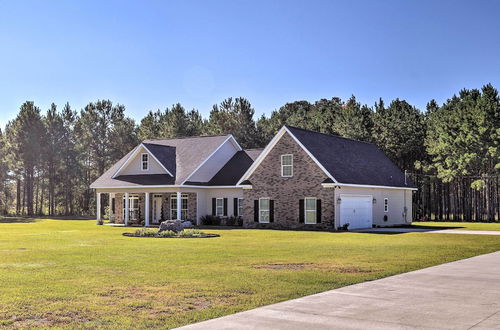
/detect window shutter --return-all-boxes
[270,200,275,222]
[233,198,238,216]
[254,200,259,222]
[223,198,228,216]
[316,199,322,223]
[299,199,304,223]
[212,198,216,216]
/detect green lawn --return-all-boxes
[411,221,500,231]
[1,219,500,329]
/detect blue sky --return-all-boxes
[1,0,499,129]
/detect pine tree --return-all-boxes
[333,95,373,142]
[372,98,426,170]
[5,102,46,215]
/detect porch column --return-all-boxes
[124,192,129,226]
[96,192,101,221]
[145,192,150,226]
[109,193,113,219]
[176,191,182,220]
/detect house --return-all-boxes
[91,126,417,230]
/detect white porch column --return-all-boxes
[145,192,150,227]
[176,191,182,220]
[96,192,101,221]
[124,192,129,226]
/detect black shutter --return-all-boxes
[223,198,228,216]
[233,198,238,216]
[270,200,274,222]
[212,198,216,216]
[299,199,304,223]
[254,200,259,222]
[316,199,322,223]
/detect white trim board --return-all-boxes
[91,184,243,190]
[112,144,173,178]
[237,126,337,185]
[323,183,418,191]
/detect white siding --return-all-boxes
[120,146,167,176]
[187,139,239,183]
[204,188,244,218]
[335,186,412,228]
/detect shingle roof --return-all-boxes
[286,126,416,188]
[91,135,230,188]
[187,149,262,186]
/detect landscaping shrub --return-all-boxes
[133,228,211,238]
[134,228,157,237]
[224,216,243,226]
[200,215,221,225]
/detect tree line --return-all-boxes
[0,85,498,221]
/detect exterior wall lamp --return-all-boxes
[372,198,377,204]
[337,197,342,204]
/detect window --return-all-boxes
[281,154,293,177]
[384,198,388,212]
[170,193,188,219]
[238,198,243,217]
[304,197,317,224]
[141,153,149,171]
[259,198,270,223]
[123,194,139,220]
[216,198,224,216]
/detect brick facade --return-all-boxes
[243,132,335,230]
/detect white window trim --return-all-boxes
[238,198,243,217]
[216,198,224,217]
[304,197,317,224]
[259,198,270,223]
[170,193,188,219]
[141,153,149,171]
[281,154,293,177]
[384,198,389,212]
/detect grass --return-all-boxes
[411,221,500,231]
[0,219,499,329]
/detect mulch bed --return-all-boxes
[122,233,220,238]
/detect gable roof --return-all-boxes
[91,135,232,188]
[286,126,416,188]
[239,126,416,189]
[185,149,262,186]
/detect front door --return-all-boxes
[152,196,162,224]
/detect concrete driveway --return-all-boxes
[354,227,500,235]
[179,251,500,329]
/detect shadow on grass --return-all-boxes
[402,224,465,230]
[0,217,40,223]
[0,215,94,223]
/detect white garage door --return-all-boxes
[340,195,373,229]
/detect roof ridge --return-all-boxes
[285,125,375,146]
[143,134,229,143]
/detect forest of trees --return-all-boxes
[0,85,498,221]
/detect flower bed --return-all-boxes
[124,228,219,238]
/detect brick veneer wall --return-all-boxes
[115,193,124,224]
[186,193,197,222]
[243,132,335,230]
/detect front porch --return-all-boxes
[96,191,197,226]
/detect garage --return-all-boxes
[339,195,373,229]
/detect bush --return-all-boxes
[178,229,204,237]
[200,215,221,226]
[134,228,157,237]
[133,228,209,238]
